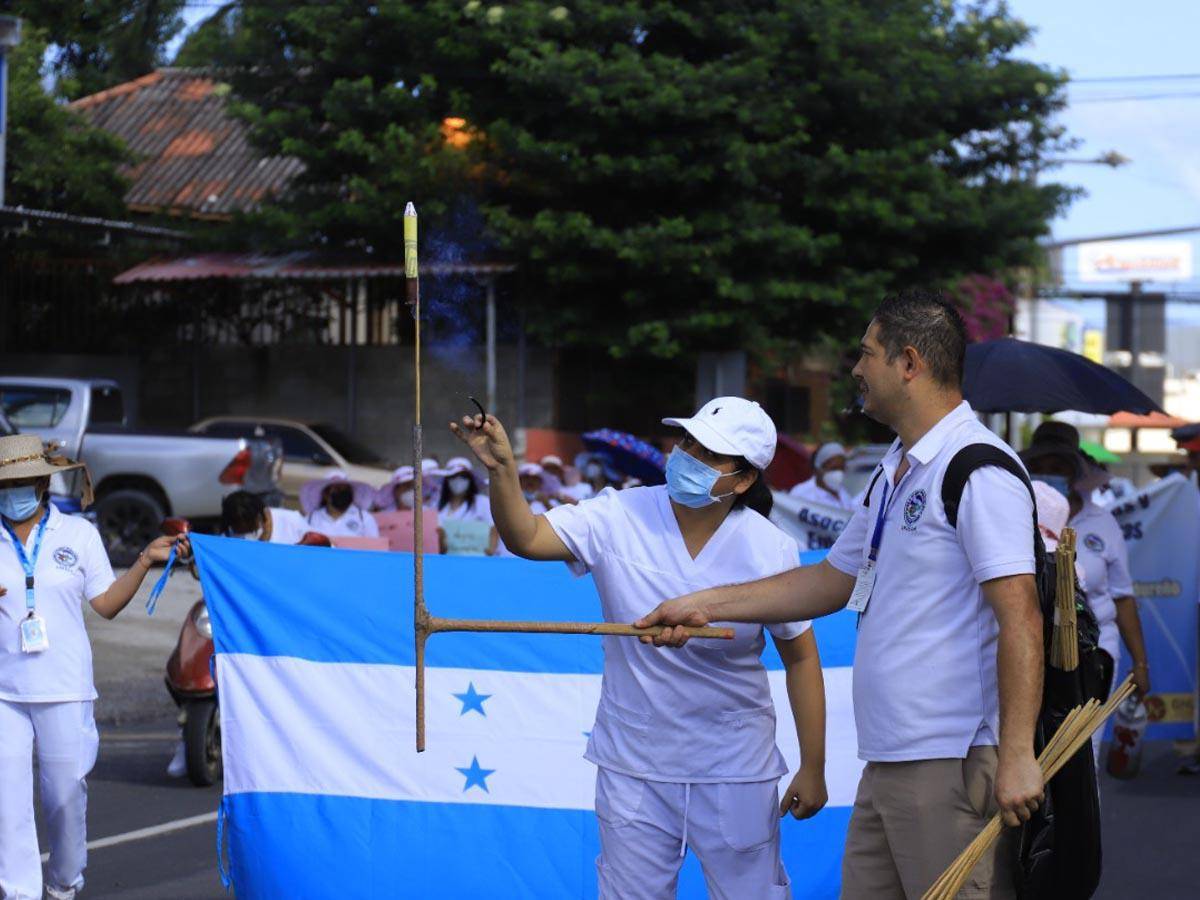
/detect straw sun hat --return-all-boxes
[0,434,92,505]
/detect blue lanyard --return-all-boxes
[867,481,890,564]
[145,544,177,617]
[2,509,51,614]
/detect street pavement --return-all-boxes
[26,571,1199,897]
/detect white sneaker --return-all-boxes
[46,885,77,900]
[167,739,187,778]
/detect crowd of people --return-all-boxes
[219,450,644,558]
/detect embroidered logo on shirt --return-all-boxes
[53,546,79,570]
[902,490,927,531]
[1083,533,1105,553]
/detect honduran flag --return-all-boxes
[190,535,863,898]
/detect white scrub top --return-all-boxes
[307,506,380,539]
[267,507,311,544]
[1071,497,1133,661]
[560,482,595,502]
[439,495,493,524]
[0,504,115,702]
[545,485,809,783]
[827,401,1036,763]
[786,477,857,550]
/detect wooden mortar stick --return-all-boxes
[427,617,735,639]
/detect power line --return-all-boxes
[1073,92,1200,104]
[1071,73,1200,83]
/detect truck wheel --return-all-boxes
[95,489,165,567]
[184,699,222,787]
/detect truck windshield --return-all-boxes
[0,387,72,429]
[309,424,387,466]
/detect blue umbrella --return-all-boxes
[581,429,667,485]
[963,338,1162,415]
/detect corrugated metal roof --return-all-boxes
[70,69,304,221]
[114,253,516,284]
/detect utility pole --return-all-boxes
[0,16,22,208]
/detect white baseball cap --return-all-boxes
[539,454,564,469]
[662,397,778,470]
[813,442,847,471]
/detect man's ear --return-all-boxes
[901,345,923,381]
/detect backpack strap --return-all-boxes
[861,467,885,508]
[941,443,1036,529]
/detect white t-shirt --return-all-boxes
[307,506,380,539]
[267,507,311,544]
[0,505,116,702]
[1071,497,1133,661]
[789,476,855,510]
[560,482,595,503]
[439,495,493,524]
[827,401,1036,763]
[545,485,809,782]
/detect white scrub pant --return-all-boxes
[594,768,791,900]
[0,700,98,900]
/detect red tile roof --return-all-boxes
[70,69,304,221]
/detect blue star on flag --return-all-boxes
[456,756,495,793]
[453,682,492,717]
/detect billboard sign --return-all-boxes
[1078,240,1193,283]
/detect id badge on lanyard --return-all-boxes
[846,481,889,616]
[4,510,51,654]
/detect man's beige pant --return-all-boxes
[841,745,1018,899]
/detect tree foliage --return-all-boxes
[4,0,187,100]
[179,0,1075,359]
[4,25,130,217]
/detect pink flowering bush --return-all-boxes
[951,275,1014,342]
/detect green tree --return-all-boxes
[181,0,1075,359]
[4,25,130,216]
[4,0,187,100]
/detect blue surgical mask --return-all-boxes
[0,485,42,522]
[1033,474,1071,498]
[665,446,741,509]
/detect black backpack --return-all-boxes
[941,443,1113,900]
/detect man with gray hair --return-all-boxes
[639,288,1045,898]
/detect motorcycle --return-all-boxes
[162,518,333,787]
[161,517,222,787]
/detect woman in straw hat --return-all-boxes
[0,434,181,900]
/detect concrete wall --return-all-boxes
[141,344,555,464]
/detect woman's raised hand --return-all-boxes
[449,414,514,472]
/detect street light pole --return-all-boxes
[0,16,22,209]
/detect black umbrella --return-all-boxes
[963,338,1163,415]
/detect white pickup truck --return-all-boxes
[0,377,281,565]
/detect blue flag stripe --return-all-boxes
[224,792,850,899]
[192,535,855,671]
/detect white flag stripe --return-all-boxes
[218,655,861,810]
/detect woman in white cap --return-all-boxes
[300,472,379,539]
[0,435,180,900]
[451,397,827,899]
[434,457,496,555]
[786,442,856,551]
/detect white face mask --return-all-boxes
[396,489,416,509]
[585,463,603,479]
[448,476,470,496]
[233,527,263,541]
[821,469,845,492]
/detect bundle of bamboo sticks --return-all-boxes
[1050,527,1079,671]
[920,675,1136,900]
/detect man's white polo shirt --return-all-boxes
[827,401,1035,762]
